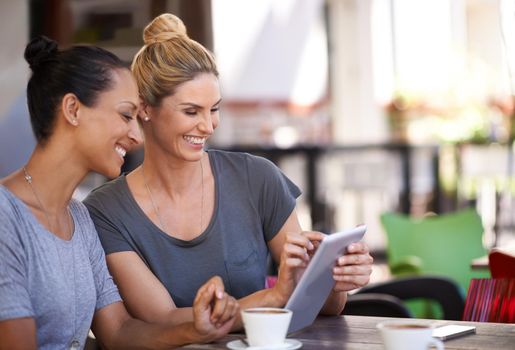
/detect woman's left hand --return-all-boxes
[332,241,373,292]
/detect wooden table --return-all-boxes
[180,315,515,349]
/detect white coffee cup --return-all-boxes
[377,320,444,350]
[241,307,292,347]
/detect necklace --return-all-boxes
[22,166,79,349]
[23,166,52,230]
[23,166,71,236]
[142,158,204,235]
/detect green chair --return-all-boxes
[381,208,490,318]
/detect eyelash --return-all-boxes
[185,108,219,116]
[120,113,134,121]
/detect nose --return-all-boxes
[128,119,143,145]
[198,112,215,135]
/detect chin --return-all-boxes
[107,169,122,179]
[187,148,205,159]
[109,164,124,178]
[96,164,123,180]
[185,155,203,163]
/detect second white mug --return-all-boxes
[377,320,444,350]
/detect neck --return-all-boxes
[141,149,205,196]
[139,151,206,236]
[16,143,88,212]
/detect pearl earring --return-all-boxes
[144,117,150,122]
[72,119,78,125]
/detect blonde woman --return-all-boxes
[84,13,373,329]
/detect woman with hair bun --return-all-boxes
[84,13,373,329]
[0,35,238,350]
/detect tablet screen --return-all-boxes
[285,225,367,333]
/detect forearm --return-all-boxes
[320,290,347,316]
[230,287,288,331]
[153,307,194,327]
[135,289,277,333]
[100,317,207,350]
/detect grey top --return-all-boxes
[84,150,301,307]
[0,186,121,350]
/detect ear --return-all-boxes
[139,97,151,122]
[61,93,80,126]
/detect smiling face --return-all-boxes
[76,68,142,178]
[146,73,221,163]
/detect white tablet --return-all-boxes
[285,225,367,333]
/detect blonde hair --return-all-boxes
[132,13,218,106]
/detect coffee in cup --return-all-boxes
[377,320,444,350]
[241,307,292,347]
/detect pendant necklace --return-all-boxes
[142,158,204,235]
[22,166,79,350]
[23,166,53,232]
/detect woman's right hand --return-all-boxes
[192,276,239,342]
[272,231,325,304]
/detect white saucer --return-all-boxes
[226,339,302,350]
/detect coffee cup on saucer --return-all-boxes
[241,307,292,348]
[377,320,444,350]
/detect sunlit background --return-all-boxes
[1,0,514,260]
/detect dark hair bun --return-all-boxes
[24,35,58,70]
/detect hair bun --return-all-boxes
[24,36,58,70]
[143,13,188,45]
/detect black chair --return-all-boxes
[345,293,412,318]
[344,276,465,320]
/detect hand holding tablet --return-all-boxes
[285,225,367,333]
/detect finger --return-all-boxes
[194,281,212,303]
[216,296,239,326]
[194,283,215,313]
[230,297,240,317]
[206,276,225,299]
[312,240,322,249]
[210,292,229,326]
[286,233,314,251]
[333,274,371,286]
[284,243,311,262]
[285,257,309,268]
[307,239,322,258]
[302,231,326,244]
[346,241,370,254]
[337,253,373,266]
[333,280,366,293]
[333,274,371,290]
[333,264,373,277]
[214,314,238,337]
[334,260,373,273]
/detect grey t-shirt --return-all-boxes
[84,150,301,307]
[0,186,121,350]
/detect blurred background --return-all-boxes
[1,0,514,269]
